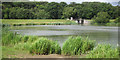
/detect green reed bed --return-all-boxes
[62,36,95,56]
[86,44,119,58]
[2,31,22,46]
[29,37,61,55]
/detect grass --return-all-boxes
[29,37,61,55]
[2,46,29,58]
[62,36,95,56]
[86,44,119,58]
[2,31,22,46]
[2,19,76,26]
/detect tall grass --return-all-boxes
[2,27,38,46]
[86,44,119,58]
[62,36,95,56]
[29,37,61,55]
[2,31,22,46]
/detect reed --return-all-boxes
[86,44,119,58]
[62,36,95,56]
[29,37,61,55]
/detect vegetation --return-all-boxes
[2,27,119,58]
[2,46,29,58]
[92,12,110,24]
[114,17,120,23]
[29,37,61,55]
[62,36,95,55]
[2,19,76,26]
[2,31,22,46]
[87,44,119,58]
[2,2,120,19]
[2,28,61,56]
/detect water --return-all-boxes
[11,25,118,47]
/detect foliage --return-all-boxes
[2,2,119,19]
[29,37,61,55]
[87,44,119,58]
[106,22,118,26]
[114,17,120,23]
[62,36,95,55]
[14,42,31,50]
[2,31,22,46]
[92,12,110,24]
[62,7,77,19]
[35,9,50,19]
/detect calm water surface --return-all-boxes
[11,25,118,47]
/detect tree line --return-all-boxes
[2,2,120,19]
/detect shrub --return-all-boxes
[29,37,61,55]
[92,12,110,24]
[106,22,117,26]
[86,44,119,58]
[114,17,120,23]
[62,36,95,56]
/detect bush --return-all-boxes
[92,12,110,24]
[106,22,117,26]
[87,44,119,58]
[29,37,61,55]
[114,17,120,23]
[62,36,95,56]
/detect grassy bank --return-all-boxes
[2,19,77,26]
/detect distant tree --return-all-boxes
[62,7,77,19]
[60,2,67,7]
[2,8,10,19]
[69,2,77,7]
[45,2,63,19]
[2,2,119,19]
[81,7,94,19]
[92,12,110,24]
[35,10,50,19]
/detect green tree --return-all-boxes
[93,12,110,24]
[35,10,50,19]
[45,2,63,19]
[62,7,77,19]
[60,2,67,7]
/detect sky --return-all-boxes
[29,0,120,4]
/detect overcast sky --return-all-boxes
[29,0,119,4]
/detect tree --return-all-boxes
[93,12,110,24]
[60,2,67,7]
[62,7,77,19]
[45,2,63,19]
[35,10,50,19]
